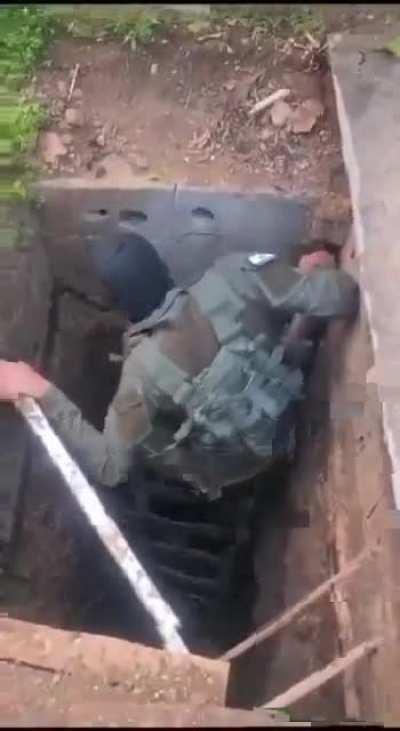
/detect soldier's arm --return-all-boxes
[38,352,150,488]
[255,259,359,319]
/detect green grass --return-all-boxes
[0,6,56,203]
[0,4,170,206]
[211,4,326,40]
[103,13,165,46]
[44,5,167,44]
[0,6,56,87]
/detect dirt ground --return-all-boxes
[34,24,345,197]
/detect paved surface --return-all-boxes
[329,28,400,511]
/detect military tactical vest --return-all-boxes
[124,254,305,499]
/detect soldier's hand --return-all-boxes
[299,250,336,274]
[0,360,50,402]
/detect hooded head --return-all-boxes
[87,231,174,324]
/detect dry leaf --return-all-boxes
[290,98,324,134]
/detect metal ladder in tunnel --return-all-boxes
[104,470,257,648]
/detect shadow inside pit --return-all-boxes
[35,300,260,656]
[12,295,326,667]
[226,459,293,707]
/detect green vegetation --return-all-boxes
[104,13,164,46]
[0,6,56,87]
[382,35,400,58]
[44,5,167,44]
[211,4,325,41]
[0,6,55,204]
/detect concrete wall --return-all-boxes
[328,31,400,723]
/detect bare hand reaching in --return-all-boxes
[0,360,50,402]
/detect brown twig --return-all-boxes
[67,63,80,104]
[249,88,291,118]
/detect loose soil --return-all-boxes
[34,25,345,196]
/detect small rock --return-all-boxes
[297,159,310,170]
[270,100,292,128]
[130,152,149,171]
[57,80,67,97]
[236,137,252,156]
[51,99,64,117]
[290,98,324,134]
[223,80,236,91]
[260,126,274,141]
[95,153,134,179]
[39,131,68,166]
[274,156,287,175]
[61,133,73,146]
[72,88,83,100]
[65,107,84,127]
[150,63,159,76]
[95,133,106,148]
[95,165,107,178]
[187,19,210,35]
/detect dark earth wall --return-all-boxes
[0,204,52,565]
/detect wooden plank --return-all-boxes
[263,638,382,710]
[221,547,373,661]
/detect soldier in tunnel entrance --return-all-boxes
[0,231,359,500]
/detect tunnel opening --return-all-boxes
[8,276,263,657]
[2,178,391,723]
[0,186,346,696]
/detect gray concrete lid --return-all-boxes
[329,31,400,509]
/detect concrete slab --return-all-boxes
[36,178,314,295]
[329,31,400,511]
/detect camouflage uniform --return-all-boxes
[39,253,359,498]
